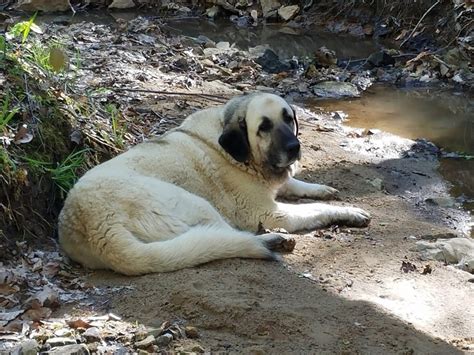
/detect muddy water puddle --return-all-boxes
[35,12,379,60]
[165,19,378,60]
[312,85,474,219]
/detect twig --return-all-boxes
[112,88,230,103]
[68,0,76,15]
[400,0,441,48]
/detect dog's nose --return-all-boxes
[286,141,300,159]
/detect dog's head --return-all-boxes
[218,93,300,176]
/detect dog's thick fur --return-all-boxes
[58,93,370,275]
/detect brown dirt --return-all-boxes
[83,106,474,354]
[2,13,472,354]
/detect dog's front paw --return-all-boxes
[343,207,371,227]
[312,184,339,200]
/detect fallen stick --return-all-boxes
[400,0,441,48]
[112,88,230,103]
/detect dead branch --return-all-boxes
[112,88,230,103]
[400,0,441,48]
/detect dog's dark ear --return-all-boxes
[218,117,250,163]
[291,106,299,136]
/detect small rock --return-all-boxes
[314,46,337,67]
[416,238,474,273]
[19,339,39,355]
[136,34,155,45]
[312,81,360,99]
[108,0,135,9]
[48,344,89,355]
[135,335,155,349]
[46,337,77,347]
[54,328,72,337]
[185,326,199,339]
[216,41,230,50]
[97,344,128,354]
[15,0,70,11]
[331,111,348,120]
[367,51,395,67]
[260,0,281,18]
[189,345,205,353]
[439,63,450,77]
[367,178,384,190]
[206,5,220,18]
[277,5,300,21]
[366,128,381,135]
[425,197,456,208]
[228,61,239,70]
[195,35,216,48]
[83,327,101,342]
[156,333,173,347]
[452,73,464,84]
[251,9,258,23]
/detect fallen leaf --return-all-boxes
[22,306,52,322]
[49,47,67,72]
[41,262,61,278]
[33,286,60,309]
[67,318,92,329]
[14,124,33,144]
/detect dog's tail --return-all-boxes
[84,224,279,275]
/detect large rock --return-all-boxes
[255,49,290,73]
[109,0,135,9]
[260,0,281,18]
[312,81,360,98]
[367,51,395,67]
[46,337,77,347]
[18,339,39,355]
[277,5,300,21]
[48,344,90,355]
[416,237,474,273]
[15,0,70,11]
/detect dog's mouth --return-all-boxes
[271,157,297,172]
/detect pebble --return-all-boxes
[18,339,39,355]
[54,328,72,337]
[46,337,77,347]
[156,333,173,347]
[48,344,89,355]
[83,327,101,342]
[185,326,199,339]
[367,178,384,190]
[135,335,156,349]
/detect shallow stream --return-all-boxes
[312,86,474,215]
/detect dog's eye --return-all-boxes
[282,110,294,125]
[259,117,273,133]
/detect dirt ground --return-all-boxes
[84,106,474,354]
[1,13,473,354]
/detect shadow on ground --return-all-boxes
[87,258,460,354]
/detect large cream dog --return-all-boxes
[58,93,370,275]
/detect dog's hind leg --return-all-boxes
[87,223,285,275]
